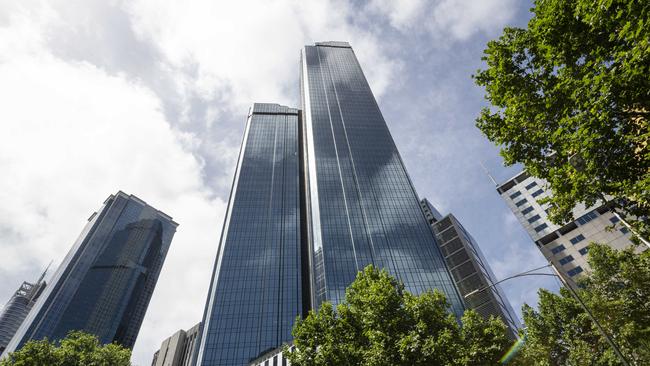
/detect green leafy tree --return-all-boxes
[473,0,650,238]
[516,244,650,365]
[284,265,512,366]
[0,331,132,366]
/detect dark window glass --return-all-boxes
[525,182,538,190]
[510,191,522,199]
[568,266,583,276]
[515,199,528,207]
[531,189,544,198]
[521,206,534,215]
[576,210,598,225]
[559,255,574,265]
[579,247,589,255]
[534,223,548,232]
[551,245,566,254]
[570,234,585,245]
[609,216,620,224]
[620,227,630,234]
[527,215,541,223]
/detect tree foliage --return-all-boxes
[474,0,650,237]
[284,266,512,366]
[0,331,131,366]
[516,244,650,365]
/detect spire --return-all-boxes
[480,161,498,186]
[36,260,53,284]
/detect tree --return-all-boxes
[284,266,512,366]
[473,0,650,238]
[516,244,650,365]
[0,331,132,366]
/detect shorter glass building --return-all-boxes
[196,104,303,366]
[0,271,47,353]
[151,322,201,366]
[2,191,177,355]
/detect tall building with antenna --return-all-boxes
[0,267,49,353]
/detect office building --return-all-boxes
[248,346,291,366]
[151,322,201,366]
[196,42,465,365]
[421,199,520,338]
[497,171,634,284]
[300,41,463,313]
[2,191,177,355]
[0,270,48,353]
[196,104,303,366]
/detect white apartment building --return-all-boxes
[497,171,634,284]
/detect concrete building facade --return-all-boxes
[497,171,634,284]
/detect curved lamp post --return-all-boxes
[465,263,631,366]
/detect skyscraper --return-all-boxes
[300,41,463,313]
[2,191,177,355]
[151,322,201,366]
[196,104,303,366]
[196,42,466,366]
[0,269,47,353]
[420,199,520,338]
[497,171,636,284]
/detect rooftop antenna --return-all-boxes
[36,260,53,284]
[480,161,498,186]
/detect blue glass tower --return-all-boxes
[2,192,177,354]
[300,41,464,314]
[196,104,303,366]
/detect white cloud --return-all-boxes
[0,6,224,364]
[368,0,518,42]
[124,0,399,111]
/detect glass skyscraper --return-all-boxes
[0,270,47,354]
[196,42,466,366]
[2,191,177,355]
[300,41,463,313]
[196,104,303,366]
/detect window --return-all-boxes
[515,198,528,207]
[551,245,566,254]
[534,223,548,232]
[567,266,583,276]
[525,181,538,190]
[609,216,620,224]
[522,206,534,215]
[510,191,521,199]
[559,255,574,265]
[620,227,630,234]
[579,247,589,255]
[527,215,541,223]
[531,189,544,198]
[576,210,598,225]
[569,234,585,245]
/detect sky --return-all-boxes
[0,0,560,364]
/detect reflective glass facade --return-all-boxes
[2,192,177,354]
[196,104,302,366]
[300,42,464,315]
[0,276,46,353]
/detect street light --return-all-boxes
[466,263,631,366]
